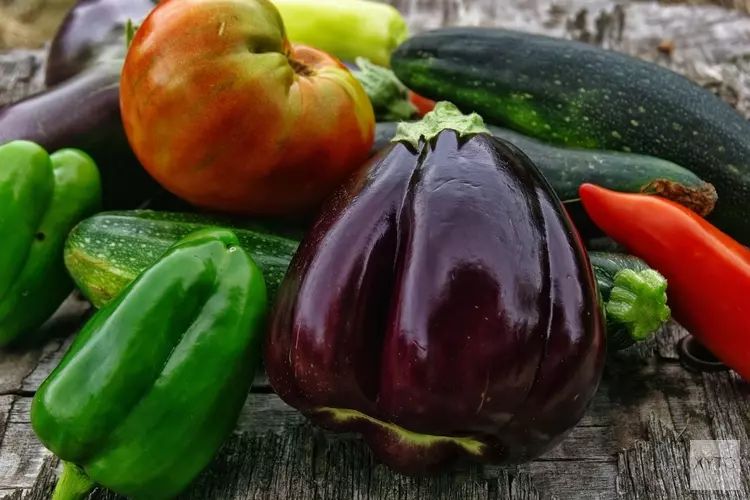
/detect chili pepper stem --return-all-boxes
[52,461,95,500]
[606,268,671,343]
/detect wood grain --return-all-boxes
[1,1,750,499]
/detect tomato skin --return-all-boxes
[120,0,375,215]
[408,91,436,117]
[578,183,750,381]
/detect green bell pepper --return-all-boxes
[31,227,269,500]
[0,140,102,347]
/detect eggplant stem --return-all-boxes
[392,101,490,148]
[51,461,95,500]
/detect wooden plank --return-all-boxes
[654,322,690,361]
[0,48,44,104]
[0,293,92,395]
[0,396,13,451]
[0,427,541,500]
[526,461,617,500]
[0,381,651,498]
[0,359,731,499]
[1,1,750,499]
[616,414,749,499]
[702,372,750,495]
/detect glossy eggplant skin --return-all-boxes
[45,0,157,86]
[0,62,160,209]
[264,129,606,475]
[0,0,160,210]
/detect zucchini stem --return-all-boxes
[605,268,671,349]
[52,461,95,500]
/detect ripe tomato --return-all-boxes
[120,0,375,215]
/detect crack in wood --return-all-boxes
[0,390,35,398]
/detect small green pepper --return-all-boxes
[0,140,102,347]
[271,0,409,67]
[31,227,269,500]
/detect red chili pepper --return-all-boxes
[408,91,436,117]
[578,183,750,381]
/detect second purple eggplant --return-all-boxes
[0,0,160,209]
[45,0,157,86]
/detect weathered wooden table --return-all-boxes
[1,1,750,499]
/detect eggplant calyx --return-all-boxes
[352,57,418,121]
[605,268,671,342]
[392,101,490,149]
[51,461,95,500]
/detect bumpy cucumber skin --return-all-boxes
[373,122,707,204]
[64,210,300,308]
[391,27,750,243]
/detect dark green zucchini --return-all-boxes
[589,252,670,351]
[391,27,750,243]
[373,121,715,239]
[64,211,669,352]
[63,210,302,308]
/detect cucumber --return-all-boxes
[589,252,669,351]
[375,121,711,203]
[374,121,715,239]
[63,210,302,308]
[391,27,750,243]
[65,211,670,351]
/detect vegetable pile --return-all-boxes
[0,0,747,497]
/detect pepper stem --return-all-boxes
[392,101,490,149]
[52,461,95,500]
[605,268,671,344]
[352,57,418,121]
[640,179,718,218]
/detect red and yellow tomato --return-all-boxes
[120,0,375,215]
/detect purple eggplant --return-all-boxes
[264,102,606,475]
[45,0,157,86]
[0,0,160,209]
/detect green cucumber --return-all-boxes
[374,121,715,238]
[375,121,712,204]
[589,252,670,351]
[65,211,670,351]
[63,210,302,308]
[391,27,750,243]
